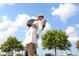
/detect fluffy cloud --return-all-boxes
[13,14,31,28]
[0,16,16,44]
[75,24,79,28]
[44,22,52,31]
[51,4,78,22]
[66,26,77,37]
[68,36,79,43]
[0,14,31,44]
[66,26,79,43]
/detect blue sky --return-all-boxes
[0,3,79,55]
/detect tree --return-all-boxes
[0,36,24,55]
[42,29,71,56]
[76,40,79,51]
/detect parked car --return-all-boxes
[67,54,72,56]
[45,53,54,56]
[60,53,67,56]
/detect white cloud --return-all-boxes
[0,16,13,31]
[31,16,37,19]
[2,16,9,21]
[51,4,78,22]
[68,36,79,43]
[44,22,52,31]
[0,14,31,44]
[13,14,31,28]
[66,26,77,37]
[0,16,17,44]
[75,24,79,28]
[50,7,56,11]
[66,26,79,43]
